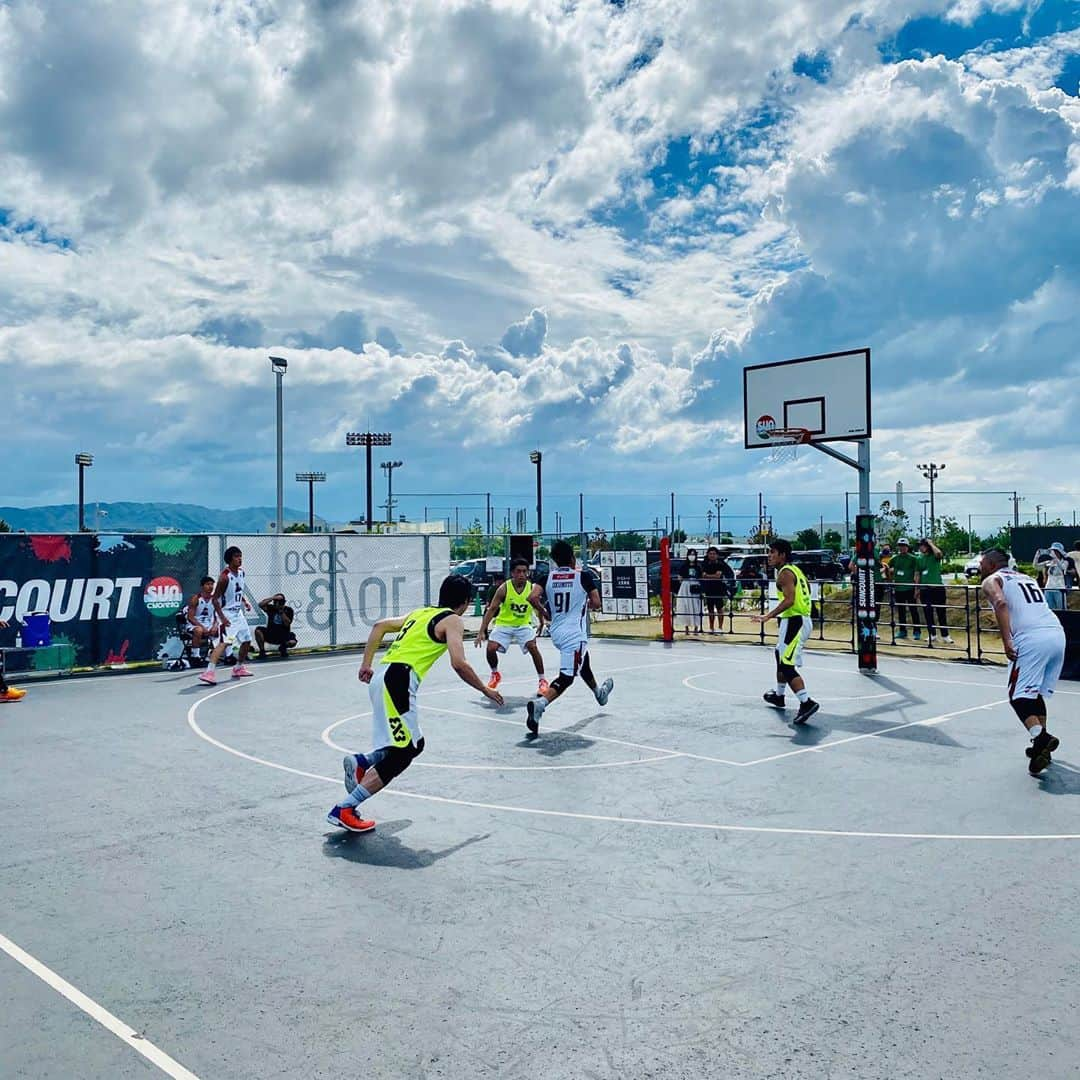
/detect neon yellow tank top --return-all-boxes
[495,578,533,627]
[778,563,811,618]
[382,606,451,678]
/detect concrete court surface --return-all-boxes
[1,639,1078,1080]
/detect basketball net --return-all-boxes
[763,427,812,464]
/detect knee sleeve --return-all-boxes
[369,737,426,783]
[551,673,575,694]
[778,662,798,681]
[1011,697,1045,723]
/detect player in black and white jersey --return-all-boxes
[200,546,256,685]
[186,576,221,653]
[980,549,1066,775]
[525,540,614,738]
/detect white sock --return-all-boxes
[775,684,786,696]
[796,688,809,704]
[1029,724,1044,740]
[206,662,216,673]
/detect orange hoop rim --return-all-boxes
[760,426,814,445]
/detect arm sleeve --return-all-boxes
[580,568,600,593]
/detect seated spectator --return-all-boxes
[1035,543,1069,611]
[186,576,221,651]
[0,619,27,701]
[255,594,298,659]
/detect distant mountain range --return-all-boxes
[0,502,327,534]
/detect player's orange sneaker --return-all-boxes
[326,805,376,833]
[487,671,502,690]
[537,677,549,694]
[0,687,27,702]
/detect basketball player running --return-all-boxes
[186,576,221,654]
[199,546,255,684]
[329,575,504,833]
[525,540,613,738]
[752,538,819,723]
[476,558,548,694]
[980,549,1066,775]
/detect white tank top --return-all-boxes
[193,595,216,626]
[992,570,1062,639]
[545,566,590,644]
[223,568,246,613]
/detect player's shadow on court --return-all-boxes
[1034,761,1080,796]
[518,715,599,757]
[322,820,490,868]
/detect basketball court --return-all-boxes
[3,638,1078,1079]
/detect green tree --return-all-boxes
[450,519,489,560]
[936,516,970,557]
[612,531,648,550]
[980,522,1013,552]
[794,527,821,549]
[671,528,688,543]
[823,528,843,551]
[285,522,310,533]
[0,518,10,533]
[875,500,911,546]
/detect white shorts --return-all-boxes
[775,615,812,668]
[552,636,589,678]
[489,624,537,653]
[221,611,252,646]
[370,663,423,748]
[1009,628,1066,701]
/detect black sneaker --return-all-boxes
[526,697,546,739]
[793,699,820,725]
[763,691,786,709]
[1028,732,1059,775]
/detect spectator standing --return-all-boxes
[888,538,922,641]
[1066,540,1080,592]
[1035,543,1069,611]
[674,549,704,634]
[915,537,954,645]
[700,546,734,635]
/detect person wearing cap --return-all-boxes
[1035,543,1069,611]
[886,538,922,641]
[915,537,954,645]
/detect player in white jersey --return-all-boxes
[186,576,221,652]
[525,540,614,738]
[980,549,1066,775]
[199,546,255,684]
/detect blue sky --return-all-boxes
[1,0,1079,538]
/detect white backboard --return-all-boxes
[743,348,871,448]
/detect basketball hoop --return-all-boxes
[762,427,813,464]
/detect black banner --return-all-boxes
[854,513,878,671]
[0,534,209,667]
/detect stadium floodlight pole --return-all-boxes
[74,452,94,532]
[269,356,288,534]
[713,497,728,543]
[380,460,403,526]
[346,431,392,531]
[295,471,326,532]
[529,450,543,533]
[917,462,945,537]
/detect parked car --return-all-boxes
[450,558,497,597]
[792,549,844,582]
[737,554,770,590]
[646,555,685,597]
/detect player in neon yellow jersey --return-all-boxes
[476,557,548,695]
[752,538,819,724]
[327,574,504,833]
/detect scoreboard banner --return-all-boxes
[599,550,648,615]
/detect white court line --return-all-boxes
[0,932,201,1080]
[682,671,897,702]
[737,700,1007,766]
[186,683,1080,841]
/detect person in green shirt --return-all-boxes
[326,574,504,834]
[915,537,954,645]
[886,538,922,640]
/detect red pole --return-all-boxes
[660,536,674,642]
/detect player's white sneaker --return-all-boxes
[595,678,614,706]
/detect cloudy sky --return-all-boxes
[2,0,1078,538]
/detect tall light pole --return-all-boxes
[269,356,288,532]
[381,460,403,525]
[529,450,543,533]
[74,452,93,532]
[295,471,326,532]
[917,461,945,537]
[346,432,392,532]
[713,496,728,543]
